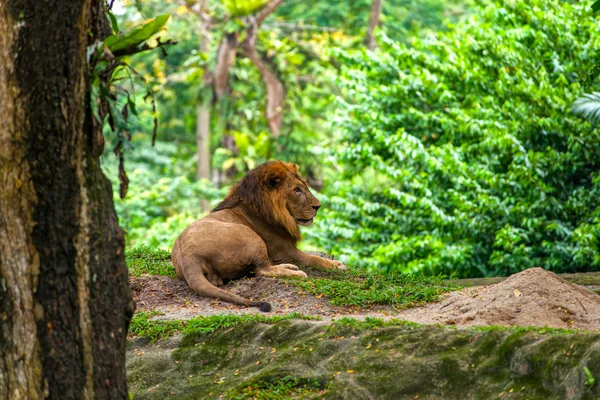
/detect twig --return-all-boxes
[263,22,338,32]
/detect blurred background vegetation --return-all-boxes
[101,0,600,278]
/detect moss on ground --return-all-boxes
[127,319,600,400]
[129,311,321,342]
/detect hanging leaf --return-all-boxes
[97,14,170,58]
[107,11,120,35]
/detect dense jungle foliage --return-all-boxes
[104,0,600,278]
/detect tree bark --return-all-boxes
[365,0,383,50]
[0,1,133,399]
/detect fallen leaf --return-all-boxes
[513,289,522,297]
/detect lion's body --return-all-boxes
[171,161,346,311]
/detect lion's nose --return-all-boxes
[313,204,321,211]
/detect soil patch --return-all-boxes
[130,267,600,331]
[130,273,393,320]
[400,267,600,331]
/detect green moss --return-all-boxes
[325,317,420,337]
[126,245,175,277]
[225,376,328,400]
[129,311,321,342]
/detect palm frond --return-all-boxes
[571,92,600,123]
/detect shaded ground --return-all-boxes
[127,319,600,400]
[131,267,600,331]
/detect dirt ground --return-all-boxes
[130,273,395,320]
[130,267,600,331]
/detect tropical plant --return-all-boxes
[308,0,600,278]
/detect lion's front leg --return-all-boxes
[294,250,348,271]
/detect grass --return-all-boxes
[226,376,327,400]
[129,311,321,342]
[126,245,175,277]
[288,266,460,309]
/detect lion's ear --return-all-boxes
[263,167,286,190]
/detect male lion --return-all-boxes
[171,160,347,312]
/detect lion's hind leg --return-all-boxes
[256,264,307,278]
[182,262,272,312]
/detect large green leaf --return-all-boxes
[223,0,269,17]
[101,14,170,55]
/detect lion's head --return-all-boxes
[212,161,321,241]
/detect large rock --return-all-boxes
[127,320,600,399]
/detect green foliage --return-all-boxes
[102,140,227,249]
[223,0,269,17]
[129,311,320,342]
[310,0,600,278]
[98,14,170,57]
[290,267,458,308]
[126,245,174,277]
[276,0,468,43]
[92,12,173,197]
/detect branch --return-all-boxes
[243,22,284,137]
[255,0,284,26]
[213,33,238,98]
[365,0,382,50]
[263,22,338,32]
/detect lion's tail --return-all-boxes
[183,268,272,312]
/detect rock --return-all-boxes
[127,320,600,399]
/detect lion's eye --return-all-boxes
[294,187,302,195]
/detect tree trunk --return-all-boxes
[196,0,211,212]
[0,1,134,399]
[365,0,383,50]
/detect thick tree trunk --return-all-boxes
[365,0,383,50]
[196,0,211,212]
[0,1,133,399]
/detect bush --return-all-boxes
[102,140,227,250]
[309,0,600,277]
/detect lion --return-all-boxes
[171,160,347,312]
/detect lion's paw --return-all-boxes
[280,264,300,271]
[296,270,308,278]
[330,260,348,270]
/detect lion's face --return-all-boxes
[283,175,321,227]
[212,160,322,239]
